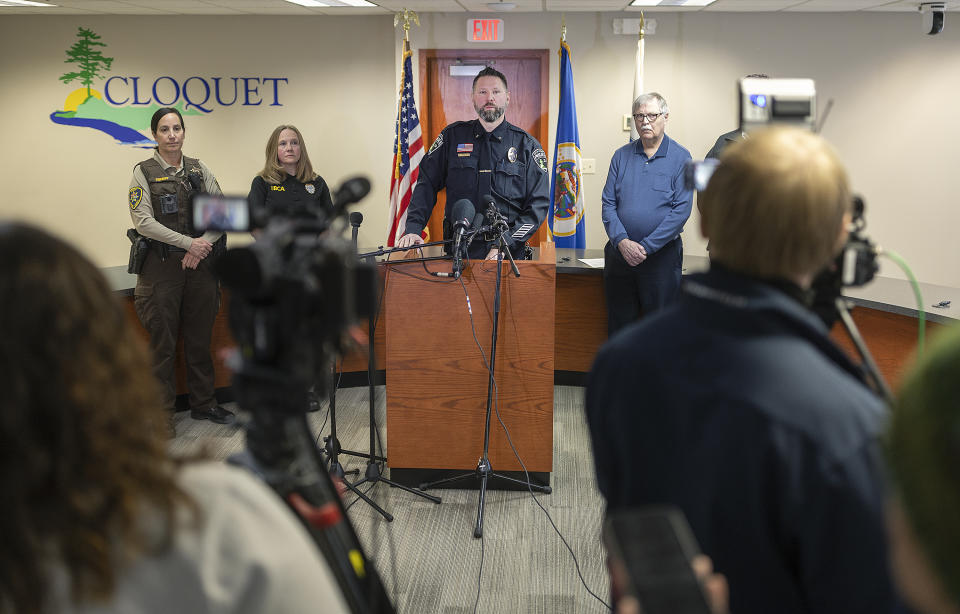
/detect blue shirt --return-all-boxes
[601,134,693,254]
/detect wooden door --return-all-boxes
[418,49,550,248]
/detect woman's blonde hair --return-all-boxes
[258,124,316,184]
[699,126,851,282]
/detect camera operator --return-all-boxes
[586,127,908,614]
[704,74,769,161]
[0,223,349,614]
[128,107,234,429]
[887,325,960,614]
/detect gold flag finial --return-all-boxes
[393,8,420,41]
[561,14,567,42]
[639,11,645,40]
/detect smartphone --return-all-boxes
[193,194,250,232]
[683,159,720,191]
[603,506,714,614]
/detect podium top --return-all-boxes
[390,241,556,265]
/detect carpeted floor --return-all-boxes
[169,385,611,614]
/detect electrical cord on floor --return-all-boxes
[460,277,612,613]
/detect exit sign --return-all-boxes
[468,18,504,43]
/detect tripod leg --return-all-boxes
[474,470,489,538]
[327,459,360,480]
[378,476,442,504]
[489,472,551,493]
[342,478,394,522]
[418,471,477,491]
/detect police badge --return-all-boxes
[306,183,316,194]
[507,146,517,163]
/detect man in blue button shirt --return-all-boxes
[601,92,693,337]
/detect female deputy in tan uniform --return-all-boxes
[128,107,234,428]
[247,124,333,224]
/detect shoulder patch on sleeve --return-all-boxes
[532,148,548,174]
[129,187,143,210]
[428,132,443,155]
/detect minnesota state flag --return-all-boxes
[549,40,586,248]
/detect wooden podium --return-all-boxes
[384,243,556,485]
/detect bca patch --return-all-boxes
[428,132,443,155]
[129,187,143,209]
[533,148,548,174]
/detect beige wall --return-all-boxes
[0,15,395,264]
[1,11,958,286]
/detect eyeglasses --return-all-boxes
[633,112,663,122]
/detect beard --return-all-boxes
[475,103,505,123]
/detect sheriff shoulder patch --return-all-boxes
[428,132,443,155]
[533,148,548,173]
[129,187,143,209]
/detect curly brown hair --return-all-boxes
[0,223,194,613]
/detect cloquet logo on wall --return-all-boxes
[50,27,289,147]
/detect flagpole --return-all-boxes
[550,18,586,249]
[630,12,645,142]
[387,8,422,247]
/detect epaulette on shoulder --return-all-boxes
[448,120,475,131]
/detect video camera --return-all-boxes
[193,177,394,614]
[685,77,878,293]
[193,179,376,395]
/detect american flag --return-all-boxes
[387,39,424,246]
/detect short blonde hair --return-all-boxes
[258,124,317,185]
[699,126,850,281]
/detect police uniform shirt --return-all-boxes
[128,150,224,249]
[247,173,333,223]
[404,119,550,253]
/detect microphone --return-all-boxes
[449,199,475,276]
[349,211,363,250]
[482,194,504,225]
[481,194,496,213]
[470,212,486,232]
[333,176,371,211]
[465,211,487,248]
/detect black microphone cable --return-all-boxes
[455,273,612,614]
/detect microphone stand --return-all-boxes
[321,213,385,513]
[356,239,451,263]
[419,206,550,538]
[332,237,442,522]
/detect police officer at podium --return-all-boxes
[396,66,549,260]
[128,107,235,428]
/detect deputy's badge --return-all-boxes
[428,132,443,155]
[507,146,517,163]
[533,148,548,173]
[306,183,316,194]
[129,187,143,210]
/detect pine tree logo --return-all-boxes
[59,27,113,103]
